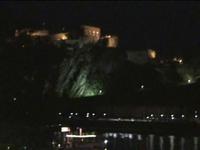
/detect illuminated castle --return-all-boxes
[14,25,119,48]
[80,25,101,43]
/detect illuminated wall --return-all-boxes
[103,35,119,48]
[147,49,156,59]
[15,29,49,37]
[30,30,49,37]
[51,32,69,41]
[80,25,101,43]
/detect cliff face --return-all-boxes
[0,35,127,99]
[56,43,127,98]
[1,33,200,101]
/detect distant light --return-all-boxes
[13,97,17,101]
[171,117,175,120]
[99,90,103,94]
[105,35,111,38]
[179,59,183,64]
[137,134,142,141]
[108,133,112,137]
[66,134,96,138]
[150,114,154,117]
[160,114,164,117]
[181,114,185,118]
[92,113,95,116]
[131,118,135,122]
[57,144,61,148]
[68,116,72,119]
[58,112,62,116]
[86,113,89,118]
[70,113,73,115]
[113,133,117,138]
[58,124,62,126]
[52,141,55,145]
[104,133,109,138]
[173,57,183,64]
[129,134,133,139]
[7,146,10,150]
[146,116,150,119]
[195,115,198,118]
[61,35,67,40]
[75,113,78,116]
[104,139,108,144]
[148,49,156,59]
[103,113,107,116]
[195,110,198,113]
[188,79,191,84]
[173,57,177,61]
[141,85,144,89]
[61,127,70,132]
[171,114,174,117]
[22,45,25,48]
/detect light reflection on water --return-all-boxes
[55,130,200,150]
[101,134,199,150]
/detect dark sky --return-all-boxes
[1,1,200,56]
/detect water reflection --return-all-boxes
[169,135,175,150]
[159,136,164,150]
[181,137,185,150]
[53,127,200,150]
[194,137,198,150]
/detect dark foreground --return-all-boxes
[1,119,200,150]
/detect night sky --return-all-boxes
[1,1,200,56]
